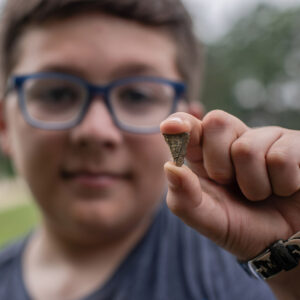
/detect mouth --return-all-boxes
[61,169,131,189]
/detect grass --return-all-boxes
[0,203,40,248]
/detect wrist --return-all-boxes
[238,231,300,280]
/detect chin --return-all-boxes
[69,198,137,230]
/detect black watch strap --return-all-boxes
[239,231,300,280]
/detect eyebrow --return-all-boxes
[36,63,165,83]
[110,63,164,78]
[37,65,88,79]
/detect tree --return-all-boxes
[202,4,300,129]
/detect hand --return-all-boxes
[160,110,300,261]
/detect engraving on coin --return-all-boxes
[163,132,190,167]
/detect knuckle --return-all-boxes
[242,187,271,202]
[274,185,297,197]
[231,140,256,161]
[206,168,232,184]
[202,110,230,131]
[266,150,290,168]
[273,177,300,196]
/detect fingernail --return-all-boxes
[166,117,185,124]
[160,117,185,129]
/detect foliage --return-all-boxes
[0,203,39,248]
[202,4,300,129]
[0,154,14,178]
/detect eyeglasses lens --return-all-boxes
[24,77,86,124]
[110,81,174,129]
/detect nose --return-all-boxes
[70,96,123,147]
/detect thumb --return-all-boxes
[164,161,228,245]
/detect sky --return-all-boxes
[183,0,300,42]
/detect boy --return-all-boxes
[0,0,299,299]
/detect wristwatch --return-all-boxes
[239,231,300,280]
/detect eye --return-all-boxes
[111,82,174,116]
[25,80,85,112]
[41,86,77,104]
[118,87,152,104]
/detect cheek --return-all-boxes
[128,134,171,195]
[130,134,170,168]
[7,111,64,185]
[12,129,67,216]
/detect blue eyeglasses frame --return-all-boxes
[7,72,186,134]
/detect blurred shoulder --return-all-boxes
[0,237,27,270]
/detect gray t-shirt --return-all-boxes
[0,202,275,300]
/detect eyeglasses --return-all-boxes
[6,72,186,134]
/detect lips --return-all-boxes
[61,169,131,189]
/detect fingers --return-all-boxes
[160,110,247,179]
[202,110,248,184]
[164,161,228,242]
[267,132,300,196]
[231,128,300,199]
[164,162,202,212]
[160,111,202,146]
[161,110,300,200]
[160,112,203,170]
[231,127,283,200]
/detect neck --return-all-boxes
[33,212,154,264]
[23,208,157,300]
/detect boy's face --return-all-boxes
[1,13,183,241]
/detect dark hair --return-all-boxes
[0,0,203,99]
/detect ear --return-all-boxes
[187,100,205,120]
[0,100,11,157]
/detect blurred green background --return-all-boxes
[0,3,300,248]
[0,179,39,248]
[0,203,39,248]
[202,4,300,130]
